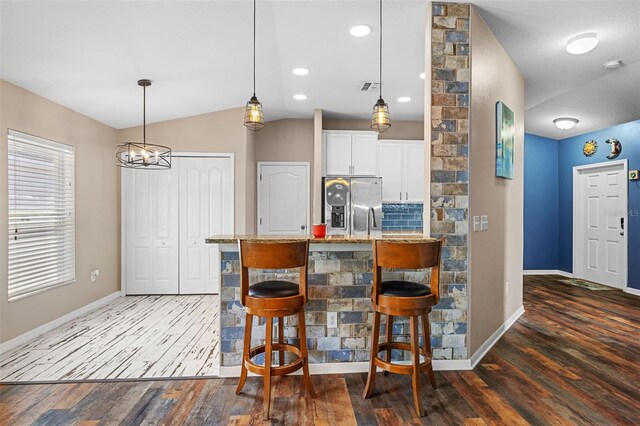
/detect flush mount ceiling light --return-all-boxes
[397,96,411,103]
[604,59,622,69]
[244,0,264,131]
[370,0,390,133]
[566,33,598,55]
[350,24,371,37]
[293,94,307,100]
[292,67,310,76]
[553,117,579,130]
[116,80,172,169]
[419,72,425,80]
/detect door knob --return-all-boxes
[301,225,306,230]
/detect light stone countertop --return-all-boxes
[205,233,433,244]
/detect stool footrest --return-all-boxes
[245,343,305,377]
[373,341,432,375]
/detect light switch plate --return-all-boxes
[630,170,639,181]
[473,216,480,232]
[480,215,489,231]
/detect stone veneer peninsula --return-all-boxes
[206,235,467,375]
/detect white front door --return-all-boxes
[575,161,627,289]
[258,162,309,235]
[123,168,179,295]
[178,156,233,294]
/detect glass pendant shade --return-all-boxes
[116,79,171,169]
[371,98,391,133]
[244,95,264,131]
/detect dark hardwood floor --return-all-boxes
[1,275,639,425]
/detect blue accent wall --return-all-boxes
[558,120,640,289]
[382,203,423,231]
[524,134,559,270]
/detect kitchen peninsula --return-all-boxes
[205,234,434,376]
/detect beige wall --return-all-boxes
[323,119,424,140]
[117,107,256,234]
[468,7,525,354]
[0,80,120,343]
[254,118,315,224]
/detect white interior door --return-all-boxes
[178,156,233,294]
[258,162,309,235]
[123,168,179,295]
[575,161,627,289]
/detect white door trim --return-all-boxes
[120,152,235,296]
[257,161,311,234]
[572,159,628,290]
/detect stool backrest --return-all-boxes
[373,239,442,304]
[238,240,310,304]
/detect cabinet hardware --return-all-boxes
[406,192,408,200]
[400,192,402,201]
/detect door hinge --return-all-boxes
[260,218,262,225]
[260,174,262,181]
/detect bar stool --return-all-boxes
[235,240,316,420]
[363,239,442,417]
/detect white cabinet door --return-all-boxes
[178,157,233,294]
[123,168,179,295]
[351,133,379,176]
[379,142,403,202]
[258,163,309,235]
[403,142,425,203]
[325,133,352,175]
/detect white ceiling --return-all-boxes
[1,1,638,139]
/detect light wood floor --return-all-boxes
[1,275,638,425]
[0,295,219,382]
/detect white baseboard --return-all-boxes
[218,358,472,378]
[0,291,122,354]
[469,305,525,369]
[523,269,573,278]
[624,287,640,297]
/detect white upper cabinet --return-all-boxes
[324,131,378,176]
[378,140,425,203]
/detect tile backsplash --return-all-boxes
[382,203,424,232]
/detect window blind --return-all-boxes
[7,130,75,301]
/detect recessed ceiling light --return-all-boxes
[553,117,579,130]
[292,68,310,76]
[603,59,622,69]
[293,94,307,100]
[350,25,371,37]
[566,33,598,55]
[397,96,411,103]
[419,72,425,80]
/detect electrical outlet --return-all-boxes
[90,269,100,282]
[505,281,510,296]
[327,312,338,328]
[630,170,639,181]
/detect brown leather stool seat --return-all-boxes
[381,280,432,297]
[363,239,443,417]
[249,280,300,298]
[235,240,316,420]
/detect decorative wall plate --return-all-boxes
[605,138,622,159]
[583,140,598,157]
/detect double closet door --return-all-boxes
[122,155,233,295]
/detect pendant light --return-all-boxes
[371,0,390,133]
[244,0,264,131]
[116,79,172,169]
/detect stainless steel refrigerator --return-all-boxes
[324,177,382,237]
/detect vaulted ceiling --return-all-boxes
[1,1,638,139]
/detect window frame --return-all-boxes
[7,129,76,302]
